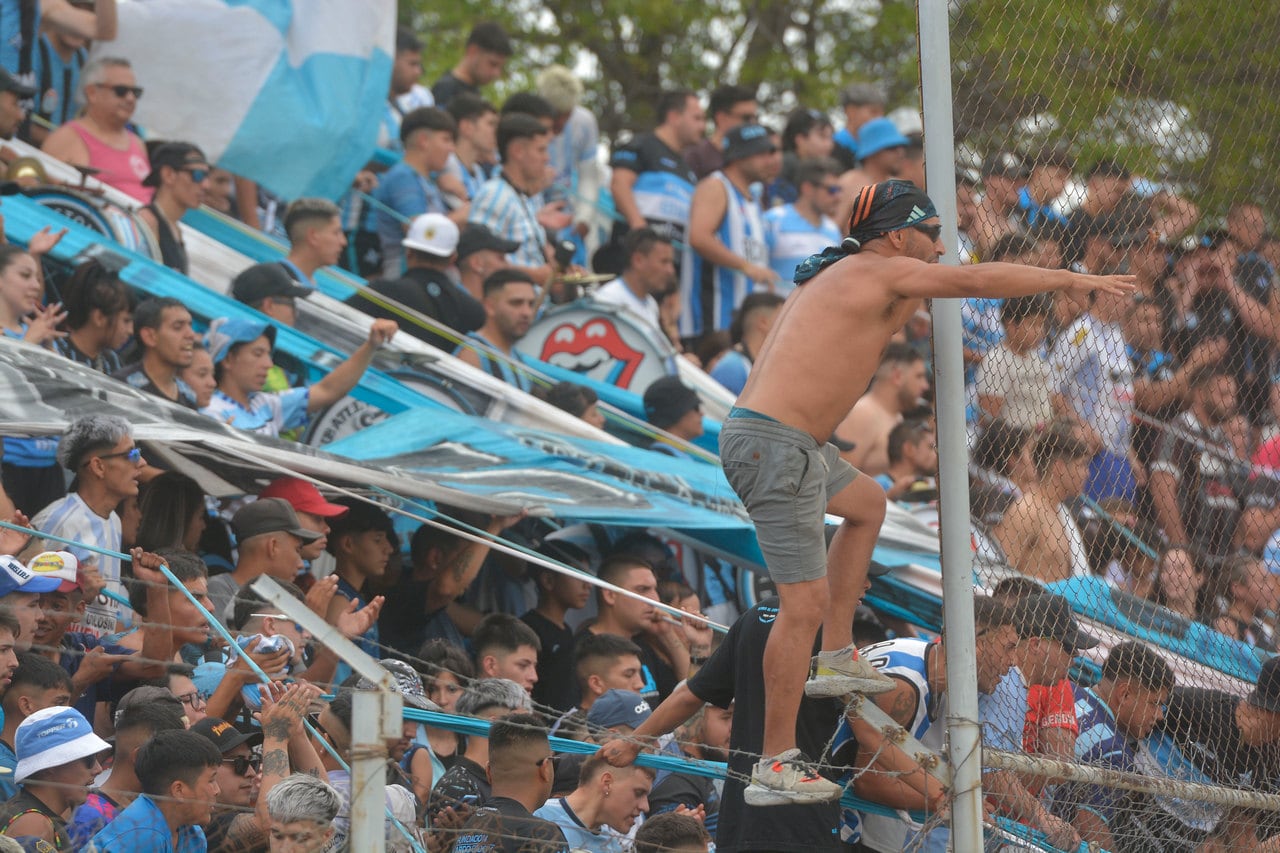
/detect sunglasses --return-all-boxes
[94,447,142,465]
[99,84,143,99]
[175,690,206,708]
[224,755,262,776]
[182,168,209,183]
[911,223,943,242]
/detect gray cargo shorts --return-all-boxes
[719,407,858,584]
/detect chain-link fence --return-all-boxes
[928,1,1280,851]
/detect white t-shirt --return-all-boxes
[975,343,1057,430]
[32,493,124,636]
[592,278,662,330]
[1051,314,1134,454]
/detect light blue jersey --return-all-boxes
[839,637,937,847]
[681,172,767,338]
[470,173,550,271]
[202,387,310,438]
[763,204,840,291]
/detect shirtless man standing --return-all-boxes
[835,341,929,476]
[720,179,1133,804]
[992,427,1093,583]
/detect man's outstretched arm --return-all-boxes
[886,257,1135,303]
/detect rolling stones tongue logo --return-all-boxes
[539,318,646,388]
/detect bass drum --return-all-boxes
[516,298,677,392]
[23,186,161,261]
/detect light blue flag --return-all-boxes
[103,0,394,201]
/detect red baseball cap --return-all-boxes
[259,477,349,519]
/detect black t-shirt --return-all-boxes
[451,796,569,853]
[0,788,71,850]
[649,766,721,837]
[428,755,493,822]
[687,598,844,853]
[1157,687,1280,789]
[521,609,579,714]
[203,809,269,853]
[431,72,478,109]
[347,267,485,351]
[1149,410,1242,558]
[633,634,679,705]
[111,362,198,409]
[607,131,697,246]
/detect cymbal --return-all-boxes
[558,272,614,285]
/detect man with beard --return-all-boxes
[714,178,1132,805]
[1148,365,1243,560]
[835,342,931,477]
[873,419,938,504]
[457,269,538,393]
[683,124,781,344]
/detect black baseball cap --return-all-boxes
[143,142,209,188]
[981,151,1028,180]
[230,498,321,543]
[1008,593,1100,652]
[191,717,263,753]
[0,68,34,99]
[1248,657,1280,715]
[231,263,314,306]
[643,376,701,429]
[457,223,520,262]
[722,124,776,164]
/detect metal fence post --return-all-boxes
[917,1,985,849]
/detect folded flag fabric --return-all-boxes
[103,0,394,201]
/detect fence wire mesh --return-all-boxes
[929,1,1280,852]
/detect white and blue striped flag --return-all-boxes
[102,0,395,201]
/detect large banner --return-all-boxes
[106,0,395,200]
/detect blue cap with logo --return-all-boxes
[723,123,777,164]
[587,689,652,731]
[0,554,69,598]
[15,706,109,782]
[205,316,276,363]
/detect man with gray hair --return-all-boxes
[42,56,150,202]
[427,678,532,819]
[266,774,342,853]
[30,415,142,636]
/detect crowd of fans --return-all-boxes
[0,3,1276,852]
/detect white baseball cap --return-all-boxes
[402,213,460,257]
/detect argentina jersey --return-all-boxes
[681,172,768,338]
[609,132,696,246]
[836,637,936,847]
[763,204,841,293]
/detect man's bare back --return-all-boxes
[737,252,923,442]
[991,489,1076,583]
[837,394,899,475]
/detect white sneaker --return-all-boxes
[804,645,895,697]
[744,748,844,806]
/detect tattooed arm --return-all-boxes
[255,682,324,832]
[426,513,526,610]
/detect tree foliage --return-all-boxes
[400,0,921,139]
[403,0,1278,217]
[950,0,1280,215]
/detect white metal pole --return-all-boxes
[916,1,985,850]
[351,689,401,853]
[250,577,411,852]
